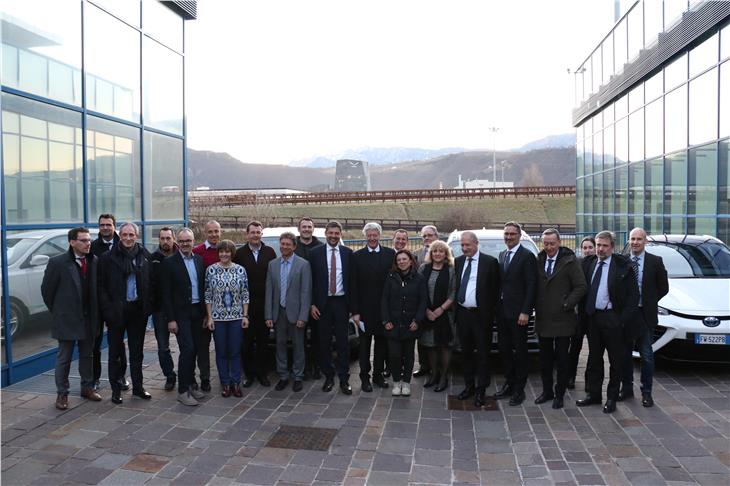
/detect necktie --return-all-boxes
[585,261,605,316]
[280,259,289,307]
[633,255,642,302]
[329,248,337,295]
[78,257,87,277]
[546,258,554,277]
[457,257,473,304]
[503,250,512,272]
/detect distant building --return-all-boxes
[454,174,513,190]
[335,159,371,191]
[189,188,307,198]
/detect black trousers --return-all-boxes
[456,306,491,390]
[94,319,127,383]
[317,296,350,381]
[359,331,387,380]
[176,304,204,394]
[585,310,624,400]
[538,335,570,397]
[107,302,145,393]
[567,317,588,385]
[387,338,415,383]
[242,306,270,380]
[416,341,429,372]
[498,317,529,391]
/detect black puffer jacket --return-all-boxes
[381,269,427,340]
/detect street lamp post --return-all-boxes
[489,126,499,190]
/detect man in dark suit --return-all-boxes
[352,222,394,392]
[150,227,178,391]
[294,217,324,380]
[41,227,103,410]
[577,230,640,413]
[98,223,153,405]
[233,221,277,387]
[620,227,668,407]
[309,221,357,394]
[454,231,501,408]
[495,222,537,406]
[161,228,207,406]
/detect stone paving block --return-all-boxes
[99,468,154,485]
[315,468,347,482]
[161,426,203,443]
[677,456,730,474]
[250,447,296,466]
[170,471,213,485]
[91,452,133,469]
[453,469,481,484]
[289,450,327,467]
[574,473,606,485]
[237,464,284,485]
[366,471,410,485]
[383,421,418,439]
[409,464,452,484]
[321,453,352,469]
[478,452,517,471]
[57,429,108,448]
[376,437,415,455]
[372,452,411,473]
[414,433,451,450]
[143,439,188,457]
[480,470,522,485]
[69,466,115,484]
[623,471,667,485]
[277,464,319,484]
[656,466,694,482]
[520,465,550,479]
[692,473,730,485]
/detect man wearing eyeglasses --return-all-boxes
[42,227,103,410]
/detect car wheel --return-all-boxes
[0,300,24,341]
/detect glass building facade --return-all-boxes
[0,0,195,385]
[573,1,730,244]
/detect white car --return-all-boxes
[2,228,98,340]
[626,234,730,362]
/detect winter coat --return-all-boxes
[381,269,427,341]
[534,247,587,337]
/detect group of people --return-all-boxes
[41,215,667,415]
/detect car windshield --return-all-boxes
[6,237,40,266]
[449,237,539,259]
[645,240,730,278]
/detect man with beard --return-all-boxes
[294,217,324,380]
[151,227,178,391]
[98,223,153,404]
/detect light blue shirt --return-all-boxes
[591,255,612,311]
[182,253,200,304]
[280,256,291,307]
[126,274,137,302]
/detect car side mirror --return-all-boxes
[29,254,50,267]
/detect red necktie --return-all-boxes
[79,257,87,277]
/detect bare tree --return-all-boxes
[521,163,545,187]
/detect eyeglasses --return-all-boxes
[74,239,92,243]
[178,239,193,244]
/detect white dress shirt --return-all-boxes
[327,244,344,296]
[591,255,613,311]
[459,254,480,308]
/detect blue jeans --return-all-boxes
[153,312,175,379]
[213,320,243,385]
[623,322,654,393]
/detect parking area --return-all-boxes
[1,332,728,486]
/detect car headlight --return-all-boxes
[657,306,670,316]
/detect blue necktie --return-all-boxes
[585,261,605,316]
[280,259,290,307]
[546,258,554,277]
[503,250,512,272]
[457,257,473,304]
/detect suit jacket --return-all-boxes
[161,251,206,323]
[454,252,501,327]
[91,233,119,258]
[535,247,587,337]
[98,243,153,326]
[630,251,669,332]
[413,246,427,265]
[41,249,99,341]
[581,254,640,328]
[264,254,312,324]
[233,243,277,319]
[309,243,356,312]
[498,244,538,320]
[351,246,396,334]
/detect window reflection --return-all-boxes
[594,172,603,218]
[593,130,603,172]
[603,33,613,86]
[720,140,729,215]
[616,164,628,216]
[665,53,687,91]
[603,169,614,214]
[645,157,663,217]
[627,5,643,63]
[689,32,718,78]
[143,0,184,52]
[688,143,718,216]
[664,0,688,31]
[721,62,730,138]
[89,0,140,27]
[644,0,663,48]
[629,161,644,216]
[577,138,584,177]
[722,23,730,61]
[664,151,687,215]
[689,68,718,146]
[615,117,628,165]
[143,37,183,135]
[143,131,184,220]
[645,99,663,158]
[604,123,615,169]
[614,18,627,75]
[629,109,644,162]
[645,70,663,102]
[665,85,687,154]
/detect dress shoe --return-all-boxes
[118,378,130,391]
[322,378,334,392]
[493,383,514,399]
[373,376,390,389]
[474,390,486,408]
[232,384,242,397]
[81,388,102,401]
[509,390,526,406]
[242,377,255,388]
[55,394,68,410]
[424,374,440,388]
[133,388,152,400]
[434,380,448,393]
[293,381,303,392]
[190,387,205,400]
[93,380,101,392]
[552,396,564,409]
[361,378,373,393]
[534,392,555,405]
[617,388,634,401]
[457,386,475,401]
[201,380,212,392]
[413,368,430,378]
[111,391,123,405]
[576,395,602,406]
[641,391,654,408]
[382,368,391,378]
[258,376,271,387]
[603,399,617,413]
[340,381,353,395]
[275,379,289,391]
[566,377,576,390]
[164,376,176,391]
[177,391,199,406]
[221,385,231,398]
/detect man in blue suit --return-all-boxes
[309,221,357,394]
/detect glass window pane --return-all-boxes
[627,5,643,63]
[85,4,141,122]
[615,116,628,165]
[645,70,663,102]
[664,151,687,215]
[664,0,687,31]
[719,140,729,215]
[688,143,718,216]
[143,37,183,134]
[687,217,716,236]
[87,116,141,220]
[1,1,81,104]
[586,135,593,175]
[689,32,718,78]
[614,18,627,75]
[665,53,688,91]
[629,109,644,162]
[2,93,83,224]
[616,164,628,216]
[645,98,663,159]
[615,94,628,119]
[594,130,603,172]
[143,0,183,52]
[689,68,718,146]
[604,123,615,169]
[665,85,688,154]
[592,50,601,94]
[585,176,593,214]
[723,23,730,62]
[603,169,614,214]
[629,161,645,216]
[603,102,614,124]
[89,0,140,27]
[143,130,184,220]
[577,138,584,177]
[721,62,730,138]
[629,83,644,112]
[594,172,603,218]
[645,157,663,216]
[644,0,663,48]
[585,54,593,98]
[603,34,614,84]
[576,177,584,216]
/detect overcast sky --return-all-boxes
[185,0,618,165]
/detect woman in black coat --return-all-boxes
[381,249,427,397]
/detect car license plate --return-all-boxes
[694,334,730,345]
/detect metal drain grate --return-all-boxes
[265,425,338,451]
[447,394,499,411]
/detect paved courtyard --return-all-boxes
[2,332,729,486]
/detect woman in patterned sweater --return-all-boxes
[205,240,250,397]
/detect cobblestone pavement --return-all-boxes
[2,332,729,486]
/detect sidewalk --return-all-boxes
[2,332,729,485]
